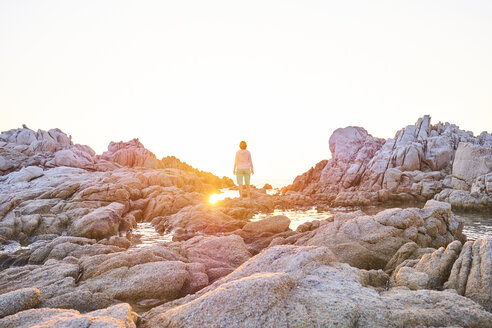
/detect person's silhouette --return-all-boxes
[233,141,254,198]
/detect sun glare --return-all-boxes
[209,193,221,204]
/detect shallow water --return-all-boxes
[455,211,492,241]
[129,222,173,248]
[209,188,277,203]
[252,208,335,231]
[2,200,490,255]
[252,207,492,241]
[0,240,44,255]
[127,207,491,249]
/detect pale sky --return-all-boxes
[1,1,491,187]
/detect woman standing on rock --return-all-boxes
[233,141,254,198]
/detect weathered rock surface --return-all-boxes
[287,115,492,210]
[85,260,190,302]
[383,241,434,274]
[0,234,251,312]
[179,235,252,282]
[102,139,162,169]
[25,236,127,265]
[270,200,465,269]
[0,126,246,316]
[392,240,462,290]
[434,173,492,210]
[152,204,247,238]
[0,126,233,184]
[452,142,492,190]
[0,259,114,311]
[0,166,218,242]
[142,245,492,328]
[242,215,290,234]
[444,237,492,312]
[0,125,233,244]
[232,215,295,255]
[0,288,40,318]
[0,126,110,174]
[394,266,431,290]
[150,188,278,242]
[1,123,490,327]
[0,303,138,328]
[412,240,462,288]
[219,188,276,219]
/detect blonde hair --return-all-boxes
[239,141,247,150]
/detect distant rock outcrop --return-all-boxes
[0,126,115,173]
[101,138,162,169]
[287,116,492,210]
[0,126,233,189]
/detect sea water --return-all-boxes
[127,205,491,249]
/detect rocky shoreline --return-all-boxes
[284,115,492,212]
[0,118,491,327]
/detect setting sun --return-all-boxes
[209,193,221,204]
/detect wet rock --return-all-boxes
[0,303,138,328]
[444,237,492,311]
[0,288,40,318]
